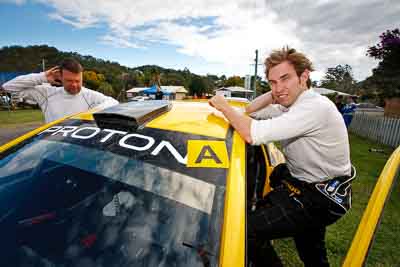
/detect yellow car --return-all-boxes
[1,100,398,267]
[0,100,284,267]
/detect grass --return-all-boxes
[0,109,44,127]
[273,133,398,267]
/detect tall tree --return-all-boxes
[320,64,356,94]
[98,81,114,96]
[83,70,105,90]
[366,28,400,97]
[225,76,244,87]
[189,76,207,96]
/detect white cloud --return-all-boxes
[100,35,145,49]
[27,0,400,80]
[48,13,96,29]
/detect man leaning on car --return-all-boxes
[3,58,118,123]
[209,46,353,267]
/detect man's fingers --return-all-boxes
[51,67,61,76]
[48,66,60,72]
[46,66,61,77]
[45,66,61,83]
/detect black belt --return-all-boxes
[270,164,356,215]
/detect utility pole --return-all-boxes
[42,59,46,72]
[253,50,259,99]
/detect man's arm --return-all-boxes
[2,66,60,92]
[2,72,48,93]
[209,95,253,143]
[2,67,61,106]
[245,91,274,114]
[85,89,119,109]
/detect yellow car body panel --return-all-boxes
[147,102,231,139]
[343,145,400,267]
[70,112,95,121]
[219,131,246,267]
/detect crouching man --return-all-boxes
[209,47,354,267]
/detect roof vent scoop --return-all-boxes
[93,100,172,131]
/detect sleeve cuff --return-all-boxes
[250,119,259,145]
[40,72,48,83]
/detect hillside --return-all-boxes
[0,45,269,98]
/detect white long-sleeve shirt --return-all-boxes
[3,72,119,123]
[250,89,351,183]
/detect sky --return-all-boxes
[0,0,399,82]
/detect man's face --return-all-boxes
[62,69,82,95]
[267,61,309,107]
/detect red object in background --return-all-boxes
[81,234,97,248]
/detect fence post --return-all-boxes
[395,119,400,147]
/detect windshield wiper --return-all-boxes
[182,242,213,267]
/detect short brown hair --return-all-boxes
[60,58,83,73]
[265,46,314,88]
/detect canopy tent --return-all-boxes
[143,85,171,95]
[312,87,351,96]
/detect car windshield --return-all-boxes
[0,121,227,267]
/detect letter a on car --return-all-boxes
[187,140,229,168]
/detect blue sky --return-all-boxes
[0,2,217,74]
[1,0,399,81]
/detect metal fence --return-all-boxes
[350,113,400,148]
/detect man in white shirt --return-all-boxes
[209,47,353,267]
[3,58,118,123]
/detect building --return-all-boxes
[214,86,254,100]
[159,86,188,100]
[126,85,188,100]
[384,98,400,117]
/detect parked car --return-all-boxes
[130,95,151,102]
[355,102,384,116]
[0,100,284,267]
[1,94,11,108]
[356,102,383,110]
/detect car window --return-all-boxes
[0,121,228,267]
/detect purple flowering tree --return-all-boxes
[366,29,400,97]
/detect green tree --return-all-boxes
[83,70,105,90]
[98,81,114,96]
[161,72,185,86]
[256,79,270,96]
[225,76,244,87]
[320,64,356,94]
[189,76,207,96]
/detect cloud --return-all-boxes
[48,13,96,29]
[100,35,144,49]
[27,0,400,80]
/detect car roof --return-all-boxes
[0,99,247,153]
[71,100,246,139]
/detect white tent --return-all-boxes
[312,87,351,96]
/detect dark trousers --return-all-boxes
[248,178,343,267]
